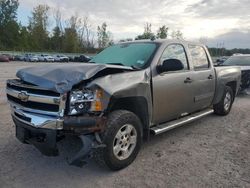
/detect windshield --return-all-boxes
[223,56,250,66]
[90,43,157,68]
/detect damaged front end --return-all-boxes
[6,79,108,166]
[6,60,152,167]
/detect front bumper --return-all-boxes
[13,116,59,156]
[11,103,106,132]
[11,103,64,130]
[10,104,106,157]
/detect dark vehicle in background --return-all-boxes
[0,54,9,62]
[215,56,228,65]
[14,55,23,61]
[68,56,75,62]
[221,54,250,91]
[74,54,91,62]
[18,55,26,61]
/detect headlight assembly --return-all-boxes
[68,89,103,115]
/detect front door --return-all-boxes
[152,44,195,124]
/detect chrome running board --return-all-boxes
[151,109,214,135]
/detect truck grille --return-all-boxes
[6,79,64,116]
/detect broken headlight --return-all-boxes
[68,89,103,115]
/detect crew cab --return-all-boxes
[6,40,241,170]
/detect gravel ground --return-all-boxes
[0,62,250,188]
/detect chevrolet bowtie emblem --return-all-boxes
[18,91,29,102]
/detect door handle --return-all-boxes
[208,74,213,80]
[184,77,193,83]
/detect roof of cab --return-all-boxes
[119,39,205,47]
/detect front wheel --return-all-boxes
[94,110,142,170]
[213,86,234,116]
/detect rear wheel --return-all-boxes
[94,110,142,170]
[213,86,234,116]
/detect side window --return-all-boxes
[161,44,189,70]
[189,45,210,70]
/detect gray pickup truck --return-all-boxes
[6,40,241,170]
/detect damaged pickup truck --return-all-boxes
[6,40,241,170]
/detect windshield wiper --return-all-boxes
[131,65,141,70]
[107,63,125,66]
[107,63,141,70]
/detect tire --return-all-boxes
[213,86,234,116]
[94,110,142,170]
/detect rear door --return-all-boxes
[188,45,216,111]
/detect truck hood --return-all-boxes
[16,63,133,93]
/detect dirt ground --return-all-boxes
[0,62,249,188]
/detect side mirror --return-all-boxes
[157,59,184,73]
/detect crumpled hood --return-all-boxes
[16,63,133,93]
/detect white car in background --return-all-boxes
[53,55,69,62]
[38,55,54,62]
[28,55,39,62]
[24,54,39,62]
[24,54,32,61]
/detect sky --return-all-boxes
[17,0,250,49]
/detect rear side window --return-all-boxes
[161,44,189,70]
[189,45,210,70]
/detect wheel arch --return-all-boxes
[226,81,237,100]
[107,96,150,140]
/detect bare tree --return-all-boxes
[83,16,91,48]
[53,8,63,32]
[67,14,81,30]
[78,16,95,49]
[97,22,111,48]
[135,22,155,40]
[51,8,63,51]
[63,15,81,52]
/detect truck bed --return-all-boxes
[213,66,241,104]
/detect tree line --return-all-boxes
[0,0,185,53]
[0,0,113,52]
[208,48,250,57]
[0,0,249,55]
